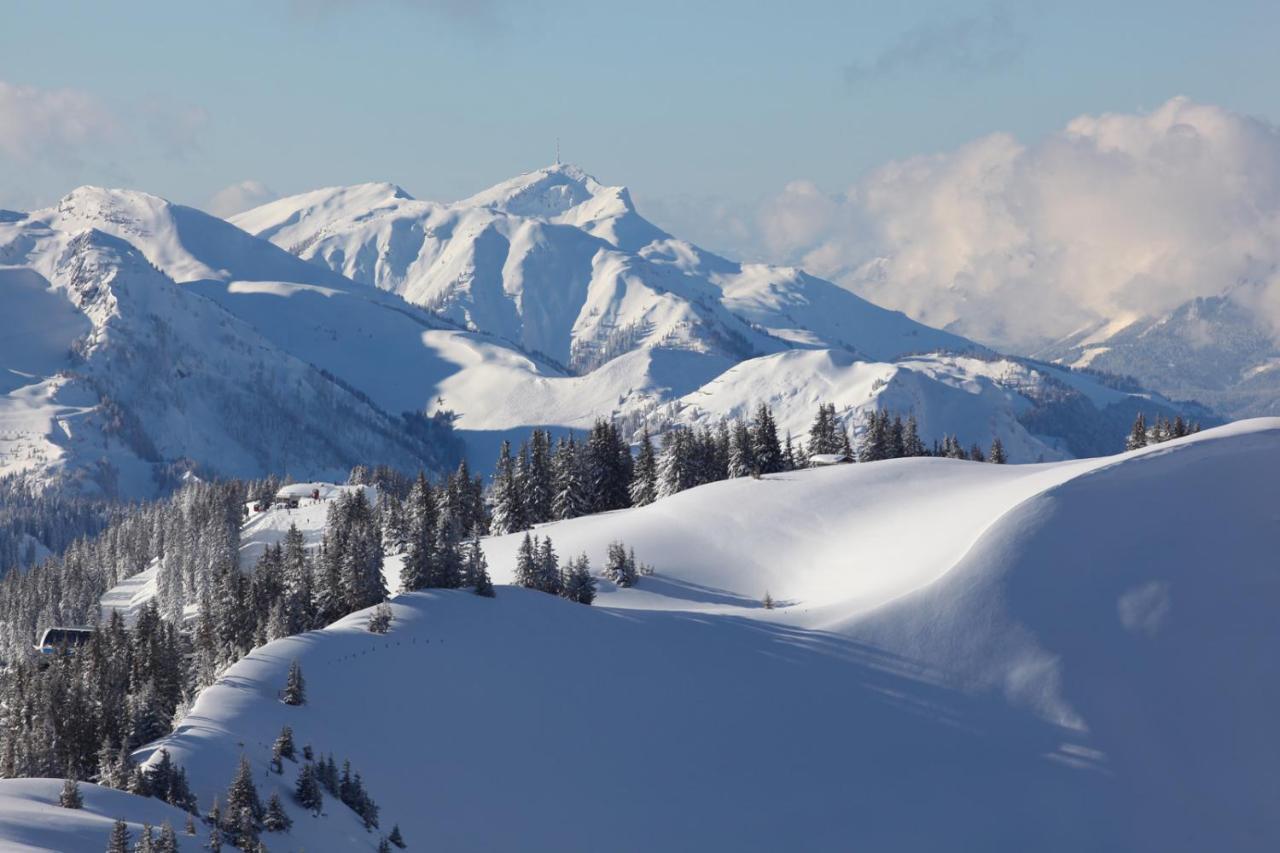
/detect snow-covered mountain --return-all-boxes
[232,164,978,370]
[0,168,1211,496]
[3,419,1276,851]
[1037,290,1280,419]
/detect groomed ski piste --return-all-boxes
[1,419,1277,851]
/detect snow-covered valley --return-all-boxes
[2,420,1275,851]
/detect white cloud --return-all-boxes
[742,97,1280,350]
[208,180,278,218]
[0,80,210,210]
[0,81,119,166]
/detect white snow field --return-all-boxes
[2,420,1276,851]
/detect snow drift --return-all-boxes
[4,420,1275,851]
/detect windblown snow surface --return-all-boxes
[2,420,1277,851]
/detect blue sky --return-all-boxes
[1,0,1277,216]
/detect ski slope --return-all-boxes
[4,420,1276,851]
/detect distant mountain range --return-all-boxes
[0,165,1211,497]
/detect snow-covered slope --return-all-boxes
[0,222,459,496]
[7,420,1276,851]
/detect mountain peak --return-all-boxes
[459,163,633,219]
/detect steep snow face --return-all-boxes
[0,220,461,495]
[7,421,1275,852]
[234,164,971,371]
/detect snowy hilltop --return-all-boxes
[0,166,1209,498]
[0,420,1275,851]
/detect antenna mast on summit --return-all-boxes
[556,137,561,166]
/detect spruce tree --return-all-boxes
[562,555,597,605]
[464,535,495,597]
[136,824,155,853]
[551,436,587,521]
[400,472,438,592]
[282,660,306,706]
[58,775,83,809]
[489,441,527,534]
[106,819,131,853]
[605,542,638,588]
[264,791,293,832]
[389,824,407,848]
[156,822,179,853]
[535,536,562,595]
[295,763,322,814]
[225,755,264,834]
[989,436,1007,464]
[750,403,782,475]
[904,414,926,457]
[629,426,658,507]
[1126,412,1148,450]
[273,725,295,762]
[514,533,539,589]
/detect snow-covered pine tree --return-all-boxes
[463,535,495,597]
[58,775,82,808]
[431,510,464,588]
[156,822,179,853]
[514,533,539,589]
[368,603,393,634]
[489,441,527,535]
[727,422,754,478]
[535,536,562,595]
[551,436,588,521]
[274,725,295,762]
[264,791,292,832]
[526,429,554,525]
[225,755,264,839]
[295,763,322,814]
[658,429,691,496]
[338,489,387,611]
[400,472,438,592]
[989,437,1007,464]
[106,819,131,853]
[750,403,783,475]
[562,554,597,604]
[605,542,638,588]
[282,659,306,706]
[903,414,926,457]
[389,824,407,848]
[630,426,658,507]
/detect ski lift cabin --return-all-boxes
[35,626,94,655]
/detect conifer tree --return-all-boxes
[629,426,658,507]
[59,775,83,809]
[295,763,322,814]
[535,536,562,595]
[526,429,554,524]
[225,756,264,840]
[400,472,438,592]
[551,436,588,521]
[136,824,155,853]
[727,422,754,479]
[489,441,527,534]
[514,533,539,589]
[282,660,306,706]
[1126,412,1148,450]
[264,791,292,832]
[156,822,179,853]
[989,436,1007,464]
[106,819,131,853]
[562,554,597,605]
[389,824,407,848]
[750,403,783,475]
[903,414,926,457]
[605,542,638,588]
[464,535,495,597]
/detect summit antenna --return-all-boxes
[556,138,561,166]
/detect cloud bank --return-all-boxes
[740,97,1280,350]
